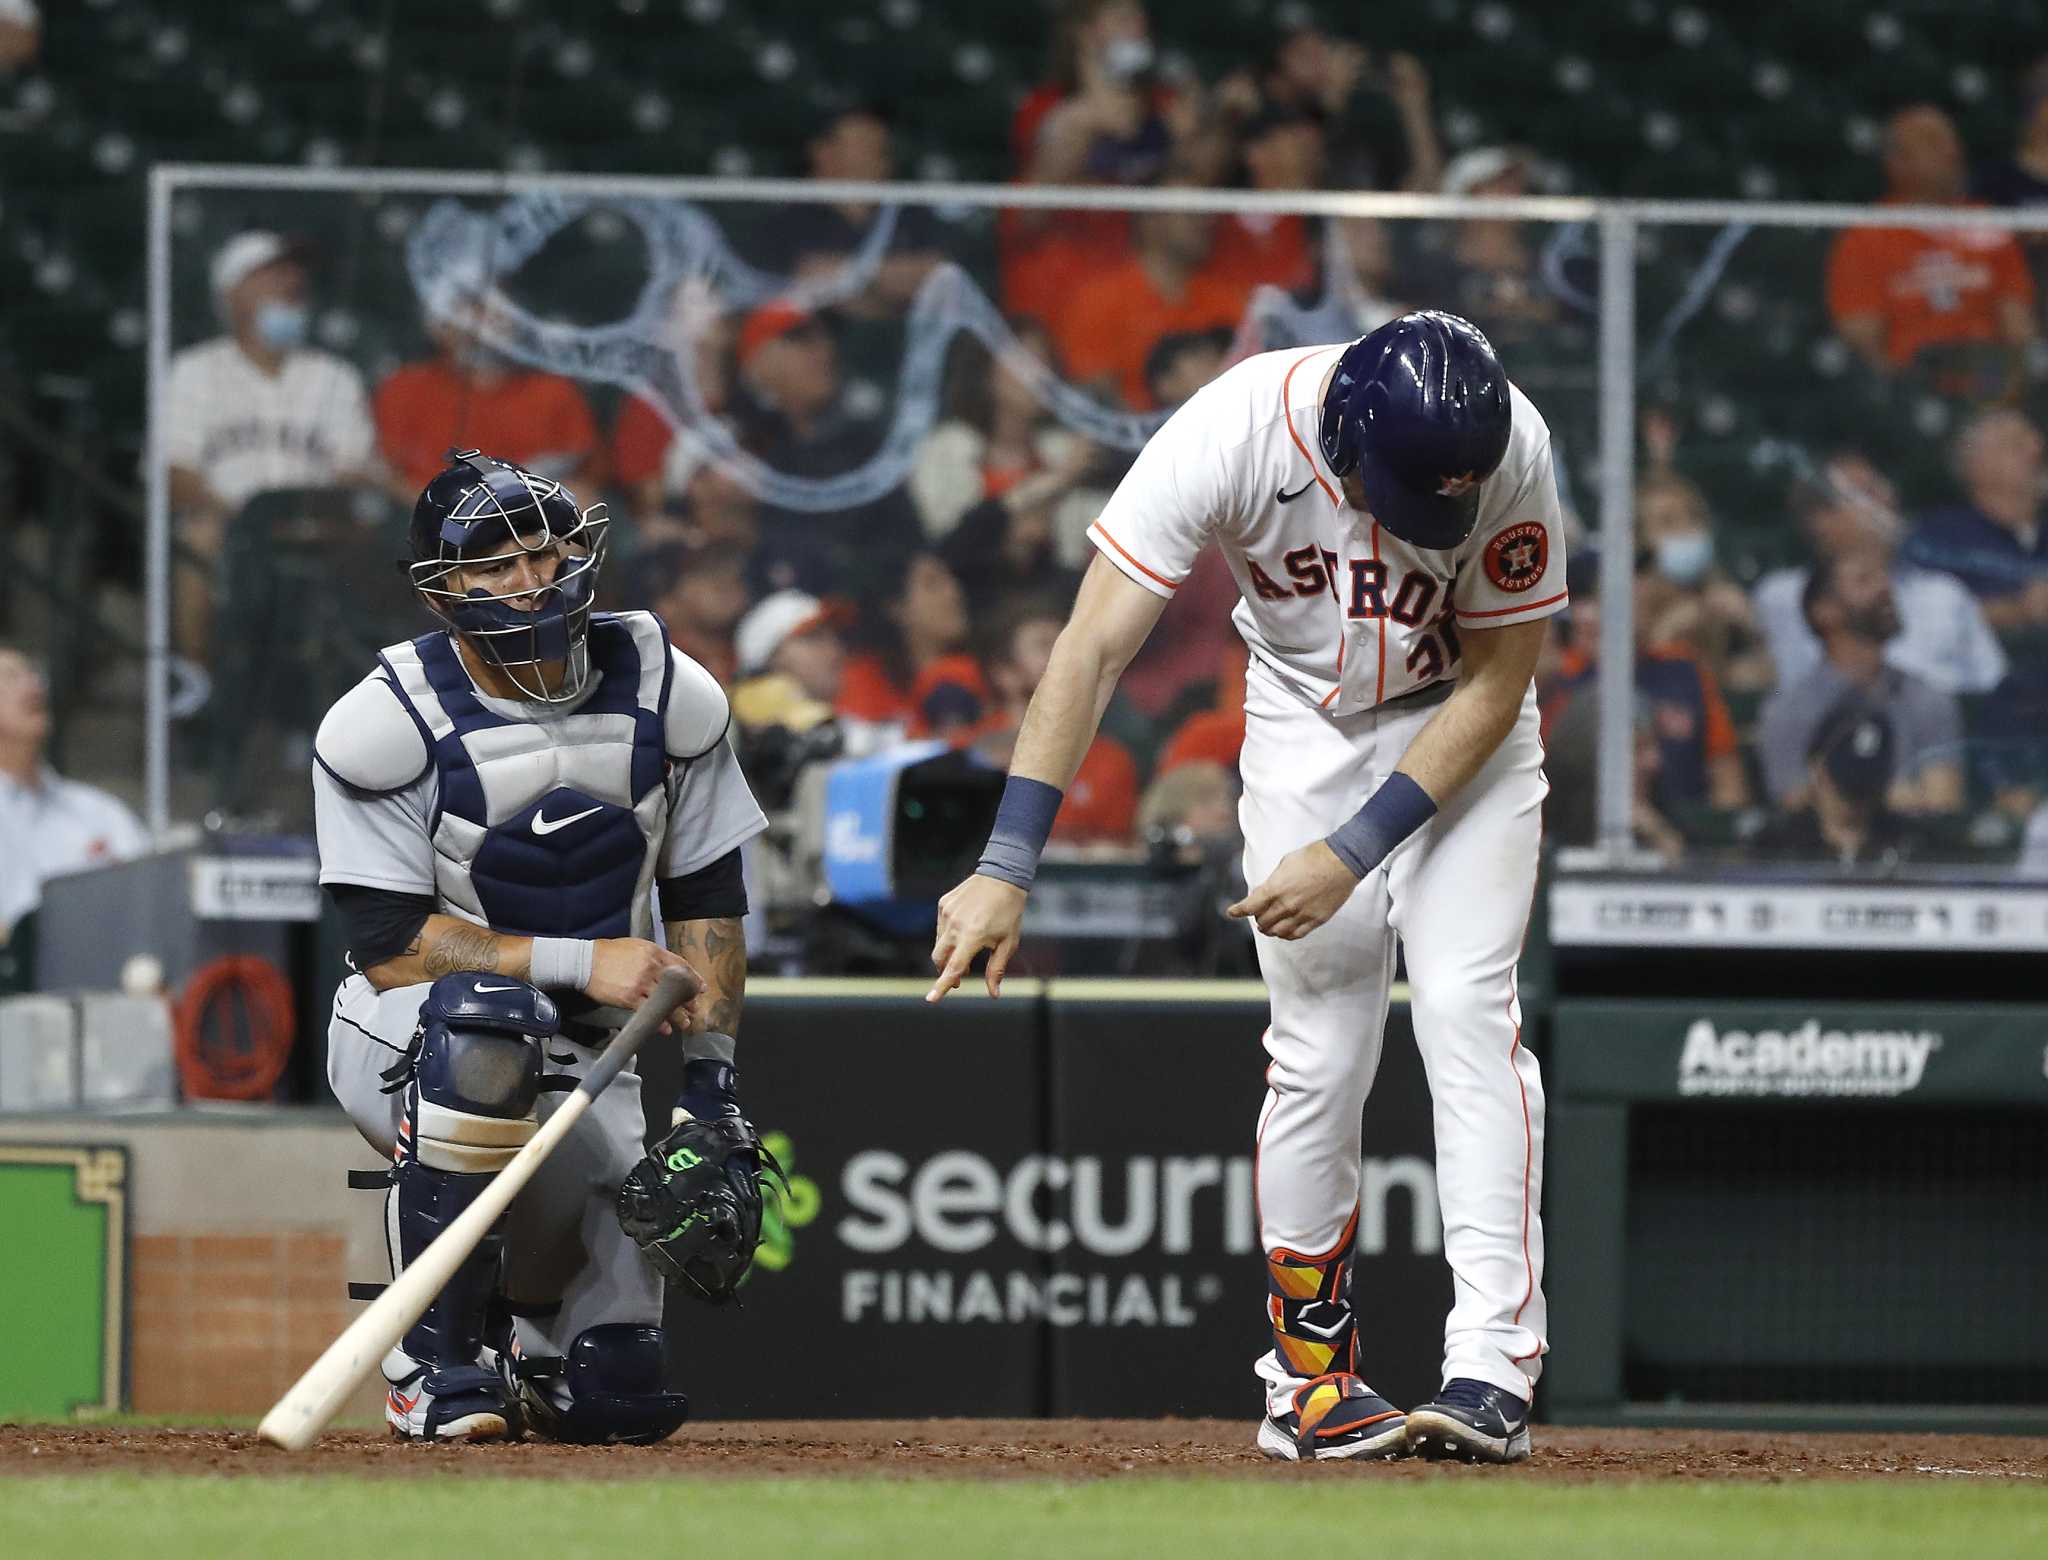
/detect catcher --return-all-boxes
[314,451,777,1443]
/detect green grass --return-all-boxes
[2,1475,2045,1560]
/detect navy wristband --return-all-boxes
[1324,772,1437,880]
[975,775,1065,891]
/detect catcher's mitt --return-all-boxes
[616,1113,784,1304]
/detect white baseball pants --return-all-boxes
[1240,657,1549,1405]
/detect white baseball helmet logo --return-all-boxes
[1435,471,1480,498]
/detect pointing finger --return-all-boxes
[926,944,973,1004]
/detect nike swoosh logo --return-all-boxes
[531,803,603,836]
[1276,479,1317,504]
[473,983,520,994]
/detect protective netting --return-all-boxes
[160,181,1599,830]
[1614,213,2048,877]
[157,176,2048,885]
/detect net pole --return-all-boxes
[144,166,173,836]
[1595,211,1637,858]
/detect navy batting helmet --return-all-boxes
[1319,311,1512,550]
[407,450,611,702]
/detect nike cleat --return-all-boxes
[1257,1373,1410,1462]
[383,1346,523,1442]
[1405,1377,1531,1463]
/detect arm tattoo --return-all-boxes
[669,916,747,1037]
[421,924,503,978]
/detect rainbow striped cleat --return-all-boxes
[1257,1372,1410,1462]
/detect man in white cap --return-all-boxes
[162,231,381,656]
[734,590,848,709]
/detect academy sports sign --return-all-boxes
[1677,1019,1940,1098]
[1554,999,2048,1105]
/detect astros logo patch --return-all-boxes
[1482,522,1547,593]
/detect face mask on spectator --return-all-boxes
[450,337,509,376]
[1654,532,1713,587]
[1846,596,1902,643]
[1101,36,1153,85]
[254,302,308,351]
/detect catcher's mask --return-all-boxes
[407,449,611,703]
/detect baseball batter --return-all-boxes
[931,313,1562,1464]
[314,451,778,1443]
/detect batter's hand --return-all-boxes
[1228,842,1360,941]
[927,874,1028,1002]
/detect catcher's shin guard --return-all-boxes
[376,974,551,1440]
[1266,1214,1359,1382]
[380,1163,523,1439]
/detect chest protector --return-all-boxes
[377,612,674,940]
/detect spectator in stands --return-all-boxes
[1210,104,1325,296]
[0,644,148,942]
[1633,473,1774,694]
[974,597,1139,844]
[1110,321,1245,731]
[763,103,945,316]
[936,445,1089,618]
[1977,58,2048,293]
[910,322,1104,555]
[1826,104,2035,391]
[612,299,736,521]
[1002,0,1184,327]
[1416,147,1582,362]
[1055,179,1250,408]
[0,0,37,71]
[1757,549,1964,816]
[1256,23,1443,193]
[1545,556,1752,818]
[1144,328,1233,411]
[724,592,904,783]
[375,302,603,491]
[1250,215,1405,353]
[735,591,849,710]
[163,232,380,658]
[838,552,985,737]
[1755,451,2006,695]
[1137,760,1239,859]
[646,541,749,687]
[1754,702,1921,870]
[1904,408,2048,638]
[733,300,925,597]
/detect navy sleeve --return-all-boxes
[657,847,749,922]
[325,883,436,970]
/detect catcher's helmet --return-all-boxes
[1320,311,1512,551]
[407,450,610,702]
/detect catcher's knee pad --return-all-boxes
[1267,1212,1359,1380]
[401,973,553,1172]
[515,1324,689,1446]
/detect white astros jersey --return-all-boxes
[1086,343,1568,713]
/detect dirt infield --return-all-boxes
[2,1421,2043,1483]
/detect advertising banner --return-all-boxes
[642,982,1453,1420]
[1555,1000,2048,1104]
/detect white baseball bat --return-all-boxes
[258,966,696,1451]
